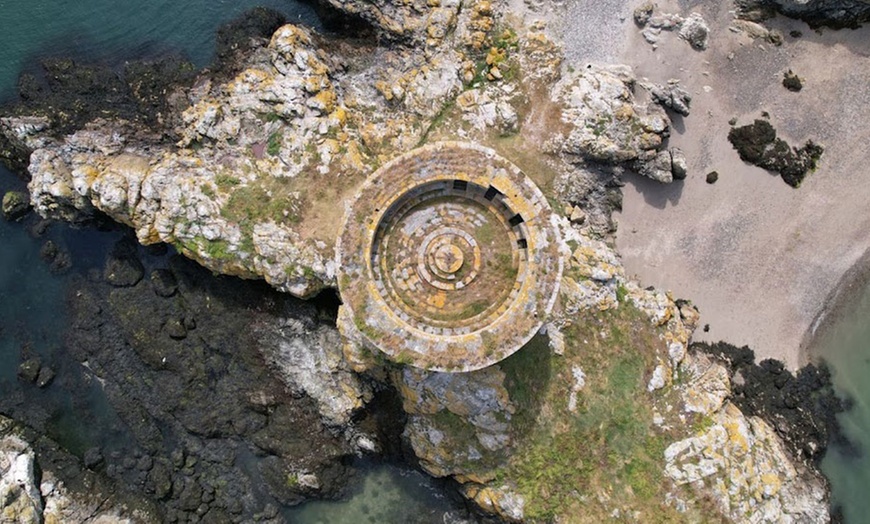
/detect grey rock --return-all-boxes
[679,13,710,50]
[670,148,688,180]
[83,447,104,469]
[2,191,30,221]
[649,81,692,116]
[638,150,674,183]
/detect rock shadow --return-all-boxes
[623,171,685,210]
[498,334,553,447]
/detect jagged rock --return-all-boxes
[649,81,692,116]
[260,312,371,426]
[556,64,670,165]
[83,447,104,470]
[2,191,30,221]
[665,403,829,523]
[679,13,710,50]
[638,149,674,183]
[462,484,524,522]
[164,318,188,339]
[0,435,43,522]
[569,206,586,225]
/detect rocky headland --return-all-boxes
[3,0,865,521]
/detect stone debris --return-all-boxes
[648,80,693,116]
[634,6,709,51]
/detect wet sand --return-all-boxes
[561,0,870,368]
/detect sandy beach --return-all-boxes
[559,0,870,369]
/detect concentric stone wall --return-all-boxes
[337,142,562,372]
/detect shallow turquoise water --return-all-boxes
[0,2,460,521]
[818,283,870,523]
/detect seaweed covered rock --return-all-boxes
[728,118,824,187]
[736,0,870,28]
[783,70,803,92]
[0,416,155,523]
[2,190,30,221]
[691,341,848,465]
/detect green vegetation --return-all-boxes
[616,283,629,303]
[215,173,241,189]
[267,130,283,156]
[221,184,302,226]
[204,239,232,260]
[485,306,707,522]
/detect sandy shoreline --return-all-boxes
[558,0,870,369]
[801,245,870,362]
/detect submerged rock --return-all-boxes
[17,358,41,384]
[2,191,30,221]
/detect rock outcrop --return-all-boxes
[342,216,831,522]
[736,0,870,28]
[0,2,690,304]
[0,2,835,522]
[1,416,153,523]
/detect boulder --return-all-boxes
[679,13,710,50]
[671,147,688,180]
[649,81,692,116]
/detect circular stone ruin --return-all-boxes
[337,142,563,372]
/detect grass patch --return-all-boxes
[215,173,241,189]
[221,183,302,226]
[267,130,283,156]
[489,306,702,522]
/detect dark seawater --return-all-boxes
[0,1,459,521]
[817,282,870,523]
